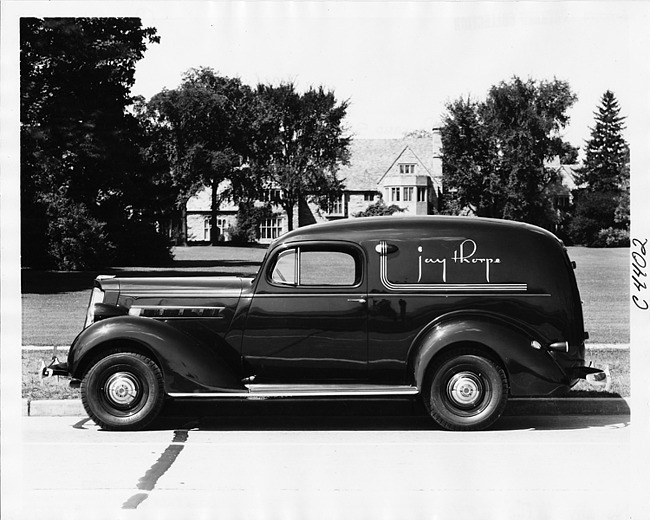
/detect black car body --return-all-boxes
[45,216,604,430]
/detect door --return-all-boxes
[242,243,368,383]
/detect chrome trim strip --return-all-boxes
[248,384,419,396]
[129,305,225,318]
[169,384,419,398]
[252,293,366,298]
[378,240,527,292]
[128,292,241,298]
[367,293,550,298]
[169,392,251,398]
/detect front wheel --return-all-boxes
[81,351,165,431]
[424,350,508,431]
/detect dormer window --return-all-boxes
[262,189,282,203]
[399,164,416,174]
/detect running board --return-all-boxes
[168,384,419,399]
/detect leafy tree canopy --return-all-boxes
[440,76,578,228]
[21,18,159,202]
[253,83,351,231]
[144,68,289,244]
[20,17,162,268]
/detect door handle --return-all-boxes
[347,298,367,304]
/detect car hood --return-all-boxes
[109,276,251,299]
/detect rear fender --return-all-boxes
[69,316,246,393]
[409,317,568,396]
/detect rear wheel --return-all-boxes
[424,349,508,431]
[81,351,165,431]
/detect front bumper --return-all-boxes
[40,357,70,378]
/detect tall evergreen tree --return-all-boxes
[576,90,629,192]
[569,90,629,246]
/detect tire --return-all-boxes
[423,349,508,431]
[81,351,165,431]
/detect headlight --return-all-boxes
[84,286,105,328]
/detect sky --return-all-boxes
[123,1,648,154]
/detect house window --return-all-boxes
[417,187,427,202]
[328,195,345,215]
[399,164,416,174]
[216,217,227,239]
[364,193,375,202]
[555,195,569,209]
[262,189,282,203]
[260,217,283,240]
[403,187,414,202]
[390,187,400,202]
[203,217,211,241]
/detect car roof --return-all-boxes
[272,215,556,247]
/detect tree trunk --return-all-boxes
[285,201,295,232]
[210,178,219,246]
[179,199,189,246]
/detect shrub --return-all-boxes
[109,219,173,266]
[353,200,405,217]
[592,227,630,248]
[43,195,115,270]
[567,189,620,246]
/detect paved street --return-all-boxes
[7,408,644,520]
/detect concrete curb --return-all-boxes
[25,398,85,417]
[504,397,631,416]
[22,397,631,417]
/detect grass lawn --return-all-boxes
[21,244,630,400]
[568,247,629,344]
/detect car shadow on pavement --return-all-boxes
[144,399,630,432]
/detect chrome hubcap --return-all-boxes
[105,372,140,407]
[447,372,483,408]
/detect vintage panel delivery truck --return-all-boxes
[43,216,605,430]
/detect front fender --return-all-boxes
[68,316,246,394]
[410,317,569,396]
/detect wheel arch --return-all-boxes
[408,315,527,393]
[408,313,569,397]
[419,340,509,392]
[69,316,247,394]
[74,338,161,383]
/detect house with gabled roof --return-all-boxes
[185,131,445,244]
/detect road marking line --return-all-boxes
[121,429,189,510]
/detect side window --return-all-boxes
[269,246,361,287]
[300,250,358,286]
[271,249,297,285]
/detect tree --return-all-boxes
[440,77,578,229]
[575,91,629,192]
[253,83,351,231]
[568,91,629,246]
[145,68,255,245]
[20,18,161,268]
